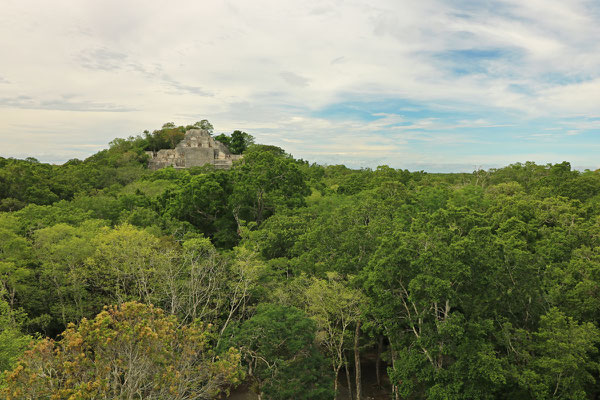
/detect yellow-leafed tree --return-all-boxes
[2,302,243,400]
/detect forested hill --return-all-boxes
[1,125,600,399]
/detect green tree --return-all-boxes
[193,119,214,134]
[214,133,232,148]
[84,224,175,307]
[33,221,103,329]
[363,208,507,399]
[546,245,600,323]
[214,131,254,154]
[305,273,363,397]
[229,130,254,154]
[162,171,236,247]
[0,219,33,312]
[231,303,333,399]
[0,293,32,373]
[230,146,310,225]
[507,308,600,400]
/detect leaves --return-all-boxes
[1,302,243,400]
[229,303,333,399]
[3,140,600,400]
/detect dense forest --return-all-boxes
[1,123,600,400]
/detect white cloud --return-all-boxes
[0,0,599,169]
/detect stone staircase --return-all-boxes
[213,159,232,169]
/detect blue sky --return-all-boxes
[1,0,599,171]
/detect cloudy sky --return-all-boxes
[1,0,599,171]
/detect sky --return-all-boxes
[1,0,599,172]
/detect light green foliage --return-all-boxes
[85,224,175,306]
[305,273,363,396]
[33,221,103,327]
[120,178,177,198]
[0,221,33,312]
[11,202,97,233]
[160,237,263,331]
[0,294,32,373]
[191,119,214,133]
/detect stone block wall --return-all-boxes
[147,129,242,170]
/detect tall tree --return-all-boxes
[305,273,363,398]
[0,292,32,372]
[2,302,243,400]
[230,146,309,225]
[230,303,333,400]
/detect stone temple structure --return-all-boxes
[146,129,242,170]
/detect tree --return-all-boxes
[305,273,363,397]
[0,219,33,312]
[0,292,32,372]
[145,125,186,151]
[159,237,228,323]
[33,221,102,330]
[84,224,176,307]
[214,133,232,148]
[2,302,243,400]
[363,207,507,399]
[230,303,333,399]
[230,146,309,225]
[507,308,600,400]
[193,120,214,134]
[214,131,255,154]
[155,237,261,339]
[229,130,254,154]
[546,245,600,324]
[162,171,236,247]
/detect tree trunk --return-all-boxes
[390,347,399,400]
[354,321,362,400]
[334,366,340,399]
[344,353,353,400]
[375,334,383,387]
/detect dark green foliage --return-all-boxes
[143,124,186,152]
[160,170,237,247]
[230,304,334,399]
[230,145,310,225]
[143,120,214,152]
[214,133,231,147]
[215,130,255,154]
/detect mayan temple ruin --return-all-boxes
[146,129,242,170]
